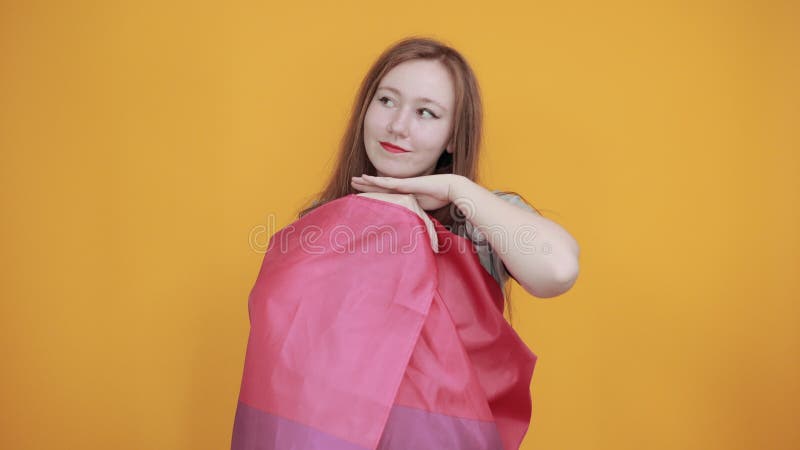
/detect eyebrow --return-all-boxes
[376,85,449,113]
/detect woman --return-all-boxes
[232,36,580,450]
[298,36,580,306]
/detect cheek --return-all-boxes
[417,124,450,148]
[364,103,389,128]
[363,104,386,132]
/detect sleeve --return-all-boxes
[466,190,539,288]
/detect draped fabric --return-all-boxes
[231,194,537,450]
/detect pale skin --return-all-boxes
[352,175,580,299]
[352,58,580,298]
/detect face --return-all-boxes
[363,59,455,178]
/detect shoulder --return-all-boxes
[493,190,539,215]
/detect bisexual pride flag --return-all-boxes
[231,194,537,450]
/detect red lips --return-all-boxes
[380,141,410,153]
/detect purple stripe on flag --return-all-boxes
[232,400,505,450]
[231,400,369,450]
[377,404,505,450]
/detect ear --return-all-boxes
[445,145,453,154]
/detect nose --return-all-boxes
[387,107,411,137]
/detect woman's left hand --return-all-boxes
[351,174,464,211]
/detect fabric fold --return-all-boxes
[232,194,537,450]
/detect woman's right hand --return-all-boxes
[355,192,439,253]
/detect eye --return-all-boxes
[419,108,438,119]
[377,95,439,119]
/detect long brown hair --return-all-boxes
[296,36,539,324]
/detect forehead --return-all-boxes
[378,59,454,109]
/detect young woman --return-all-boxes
[232,36,580,450]
[299,36,580,306]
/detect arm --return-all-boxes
[449,176,580,298]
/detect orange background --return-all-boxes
[1,1,798,449]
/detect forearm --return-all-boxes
[449,176,580,298]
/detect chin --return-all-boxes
[375,167,415,178]
[367,146,434,178]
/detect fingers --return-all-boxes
[355,175,409,192]
[402,195,439,253]
[354,175,447,209]
[351,177,391,193]
[422,213,439,253]
[355,192,439,253]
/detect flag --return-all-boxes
[232,194,537,450]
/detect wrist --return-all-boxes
[447,174,471,203]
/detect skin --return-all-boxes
[356,59,456,251]
[362,58,455,181]
[352,59,581,298]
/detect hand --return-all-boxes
[354,192,439,253]
[350,174,463,211]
